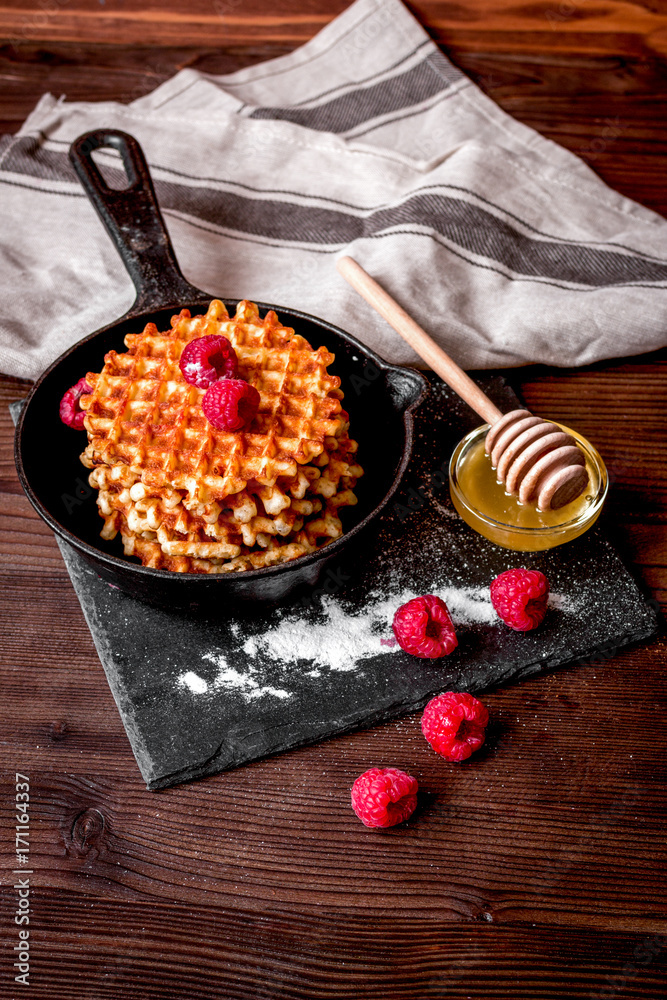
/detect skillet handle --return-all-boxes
[69,129,206,314]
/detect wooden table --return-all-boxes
[1,2,666,996]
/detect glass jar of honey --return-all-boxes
[449,422,608,551]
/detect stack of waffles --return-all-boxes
[79,300,363,573]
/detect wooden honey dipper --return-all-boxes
[337,256,589,511]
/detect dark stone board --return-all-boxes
[20,373,653,789]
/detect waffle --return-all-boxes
[110,486,349,572]
[91,439,361,571]
[119,527,328,575]
[79,301,364,574]
[80,299,348,503]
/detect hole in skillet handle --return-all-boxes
[90,146,132,192]
[70,130,143,200]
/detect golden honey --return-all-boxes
[449,423,608,551]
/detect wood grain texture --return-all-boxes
[4,356,665,995]
[1,0,667,57]
[0,891,665,999]
[1,2,667,997]
[0,376,29,492]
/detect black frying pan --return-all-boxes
[15,129,427,608]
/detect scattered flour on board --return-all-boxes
[203,652,290,700]
[243,585,498,674]
[548,592,570,611]
[177,653,290,701]
[178,671,209,695]
[179,585,578,694]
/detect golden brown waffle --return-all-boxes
[97,488,317,554]
[80,299,348,502]
[119,527,322,575]
[88,433,361,498]
[108,491,347,574]
[92,442,360,569]
[80,300,363,574]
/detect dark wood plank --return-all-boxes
[0,376,29,492]
[0,41,293,133]
[1,891,666,999]
[0,495,66,570]
[1,0,667,57]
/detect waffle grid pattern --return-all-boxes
[79,300,363,574]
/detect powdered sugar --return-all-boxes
[548,591,572,611]
[243,594,377,673]
[442,586,497,625]
[242,584,498,674]
[203,651,291,700]
[178,670,209,694]
[179,582,579,698]
[178,653,290,701]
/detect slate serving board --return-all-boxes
[13,377,658,789]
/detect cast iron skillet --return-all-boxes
[15,129,427,608]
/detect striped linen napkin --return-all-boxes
[1,0,667,381]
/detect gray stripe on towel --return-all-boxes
[3,137,667,288]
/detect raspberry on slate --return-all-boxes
[350,767,419,828]
[59,377,92,430]
[202,378,260,432]
[421,691,489,762]
[490,568,550,631]
[392,595,458,658]
[179,334,238,388]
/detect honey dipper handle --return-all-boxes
[337,256,503,426]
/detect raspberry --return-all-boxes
[490,568,550,631]
[392,595,457,658]
[350,767,418,828]
[179,334,237,388]
[59,377,92,430]
[421,691,489,761]
[202,378,260,431]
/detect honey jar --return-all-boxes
[449,423,608,551]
